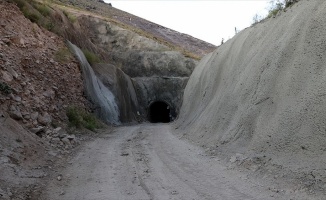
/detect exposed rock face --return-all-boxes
[73,15,198,121]
[93,63,139,123]
[57,0,216,58]
[176,0,326,182]
[68,42,120,125]
[116,51,195,78]
[132,77,188,120]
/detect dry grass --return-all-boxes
[49,0,201,60]
[13,0,201,60]
[55,47,74,63]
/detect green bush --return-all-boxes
[35,4,51,17]
[22,8,40,23]
[63,10,77,23]
[82,49,101,65]
[284,0,298,8]
[252,0,299,25]
[267,1,284,18]
[55,47,73,63]
[13,0,26,9]
[66,106,102,131]
[45,21,55,31]
[0,82,12,94]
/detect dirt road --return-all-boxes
[41,124,307,200]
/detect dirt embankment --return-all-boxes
[0,1,89,129]
[176,0,326,193]
[0,1,89,199]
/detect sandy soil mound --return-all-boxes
[176,0,326,192]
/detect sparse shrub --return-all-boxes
[63,10,77,23]
[35,4,51,17]
[22,8,40,23]
[66,106,102,131]
[252,14,264,25]
[284,0,298,8]
[13,0,26,9]
[267,0,284,18]
[0,82,12,94]
[82,49,101,65]
[252,0,299,25]
[55,47,73,63]
[45,21,55,31]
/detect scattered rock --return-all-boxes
[51,137,61,145]
[30,112,39,120]
[1,70,13,82]
[9,94,21,102]
[170,190,179,195]
[67,134,76,141]
[61,137,71,146]
[30,126,45,134]
[230,156,237,163]
[9,105,22,120]
[38,112,52,125]
[53,127,62,133]
[6,66,18,79]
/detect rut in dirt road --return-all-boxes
[41,124,307,200]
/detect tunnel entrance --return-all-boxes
[149,101,171,123]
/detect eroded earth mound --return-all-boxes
[176,0,326,193]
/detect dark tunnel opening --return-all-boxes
[148,101,172,123]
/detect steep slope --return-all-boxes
[0,1,89,129]
[55,0,216,58]
[0,1,90,198]
[176,0,326,190]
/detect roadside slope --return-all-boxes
[0,1,89,198]
[176,0,326,191]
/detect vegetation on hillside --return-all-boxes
[252,0,299,25]
[0,82,12,95]
[82,49,101,65]
[9,0,201,60]
[66,106,103,131]
[10,0,55,31]
[55,47,74,63]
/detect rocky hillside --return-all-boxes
[0,1,91,199]
[176,0,326,194]
[0,3,88,129]
[56,0,216,59]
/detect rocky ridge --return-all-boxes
[56,0,216,58]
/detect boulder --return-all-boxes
[38,112,52,125]
[9,105,22,120]
[30,126,45,134]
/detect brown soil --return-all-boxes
[0,1,90,199]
